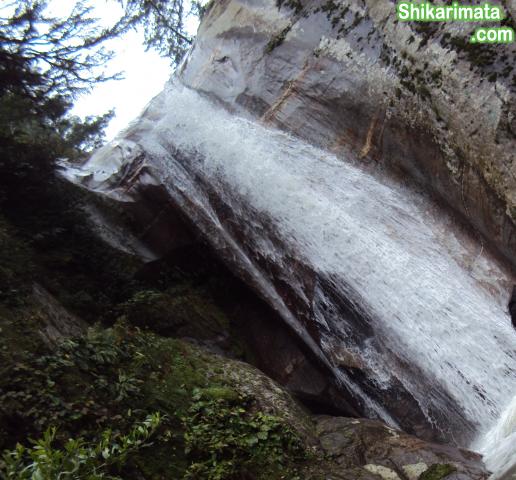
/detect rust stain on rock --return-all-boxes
[261,61,311,125]
[360,110,386,161]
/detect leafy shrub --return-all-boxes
[419,464,457,480]
[118,290,167,328]
[0,413,162,480]
[1,323,310,479]
[183,390,306,479]
[0,326,140,445]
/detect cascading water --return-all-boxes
[476,396,516,479]
[69,81,516,477]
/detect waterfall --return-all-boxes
[72,81,516,477]
[476,396,516,479]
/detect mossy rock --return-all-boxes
[419,464,457,480]
[120,286,231,341]
[196,386,241,402]
[0,323,314,479]
[265,25,292,53]
[0,320,489,480]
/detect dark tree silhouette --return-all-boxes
[0,0,200,208]
[120,0,199,65]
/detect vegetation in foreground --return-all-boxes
[0,306,309,479]
[0,188,312,478]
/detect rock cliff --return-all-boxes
[61,0,516,477]
[182,0,516,268]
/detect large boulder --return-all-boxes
[314,416,488,480]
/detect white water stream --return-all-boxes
[71,82,516,478]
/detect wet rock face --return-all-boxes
[181,0,516,267]
[233,298,363,417]
[62,0,516,459]
[315,416,488,480]
[72,164,366,420]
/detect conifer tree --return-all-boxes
[0,0,199,208]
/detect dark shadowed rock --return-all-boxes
[32,283,86,346]
[509,286,516,329]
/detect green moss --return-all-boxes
[265,25,292,53]
[401,78,417,95]
[120,284,231,340]
[380,44,393,66]
[197,386,241,402]
[0,216,34,305]
[0,181,146,323]
[445,35,497,69]
[276,0,303,14]
[132,441,189,480]
[430,68,443,86]
[417,84,432,100]
[0,304,52,362]
[419,464,457,480]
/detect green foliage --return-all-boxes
[119,285,231,339]
[0,413,162,480]
[183,390,306,480]
[0,318,310,479]
[0,324,168,452]
[0,91,113,209]
[119,289,166,325]
[119,0,197,65]
[419,464,457,480]
[0,182,145,322]
[0,0,123,207]
[192,0,214,21]
[0,323,199,449]
[0,0,125,99]
[58,328,130,372]
[0,0,198,213]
